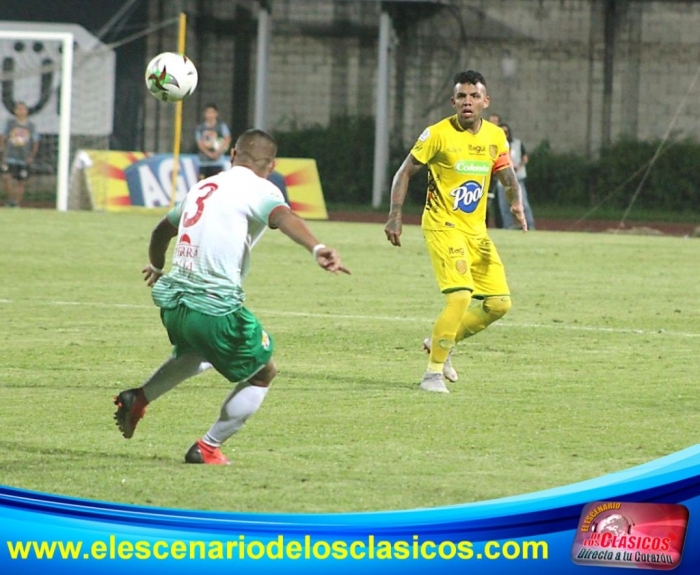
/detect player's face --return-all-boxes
[451,82,489,128]
[14,103,28,118]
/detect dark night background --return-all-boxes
[0,0,149,150]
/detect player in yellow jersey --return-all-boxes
[384,70,527,393]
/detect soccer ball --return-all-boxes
[145,52,198,102]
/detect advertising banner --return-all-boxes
[72,149,328,219]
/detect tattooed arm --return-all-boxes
[496,166,528,232]
[384,153,424,247]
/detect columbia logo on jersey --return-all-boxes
[454,160,490,175]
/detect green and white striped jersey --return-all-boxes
[152,166,287,316]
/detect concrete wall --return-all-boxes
[143,0,700,156]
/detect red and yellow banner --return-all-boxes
[73,149,328,220]
[273,158,328,220]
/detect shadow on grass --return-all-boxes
[273,369,421,391]
[0,440,178,465]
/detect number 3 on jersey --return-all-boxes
[183,182,218,228]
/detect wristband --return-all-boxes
[149,264,163,274]
[312,244,326,259]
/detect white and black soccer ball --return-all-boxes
[145,52,198,102]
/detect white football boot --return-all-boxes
[419,371,450,394]
[422,338,459,382]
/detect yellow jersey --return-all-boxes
[411,116,511,235]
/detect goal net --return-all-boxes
[0,23,115,209]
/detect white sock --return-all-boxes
[141,353,212,403]
[203,384,269,446]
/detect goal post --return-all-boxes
[0,23,115,210]
[168,11,187,210]
[0,29,73,210]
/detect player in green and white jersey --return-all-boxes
[114,129,350,465]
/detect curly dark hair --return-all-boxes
[453,70,486,87]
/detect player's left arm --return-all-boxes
[143,216,179,286]
[0,122,11,166]
[28,130,40,164]
[220,124,232,154]
[269,205,351,275]
[496,167,528,232]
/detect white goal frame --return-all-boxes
[0,30,73,211]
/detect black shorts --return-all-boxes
[1,163,29,181]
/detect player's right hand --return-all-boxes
[315,247,351,275]
[142,263,164,287]
[384,216,403,247]
[510,202,528,232]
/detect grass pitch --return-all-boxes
[0,209,698,513]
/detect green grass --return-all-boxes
[531,203,700,224]
[325,200,700,225]
[0,209,698,514]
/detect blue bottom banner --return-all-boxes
[2,445,700,574]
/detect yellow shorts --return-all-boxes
[423,229,510,296]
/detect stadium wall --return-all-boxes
[143,0,700,157]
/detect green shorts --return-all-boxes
[160,305,273,383]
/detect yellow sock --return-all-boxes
[428,290,472,368]
[456,296,512,342]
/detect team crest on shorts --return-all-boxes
[489,145,498,160]
[455,260,468,274]
[261,331,271,350]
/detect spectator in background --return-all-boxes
[497,123,536,230]
[486,113,503,228]
[195,104,231,180]
[0,102,40,207]
[267,170,289,203]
